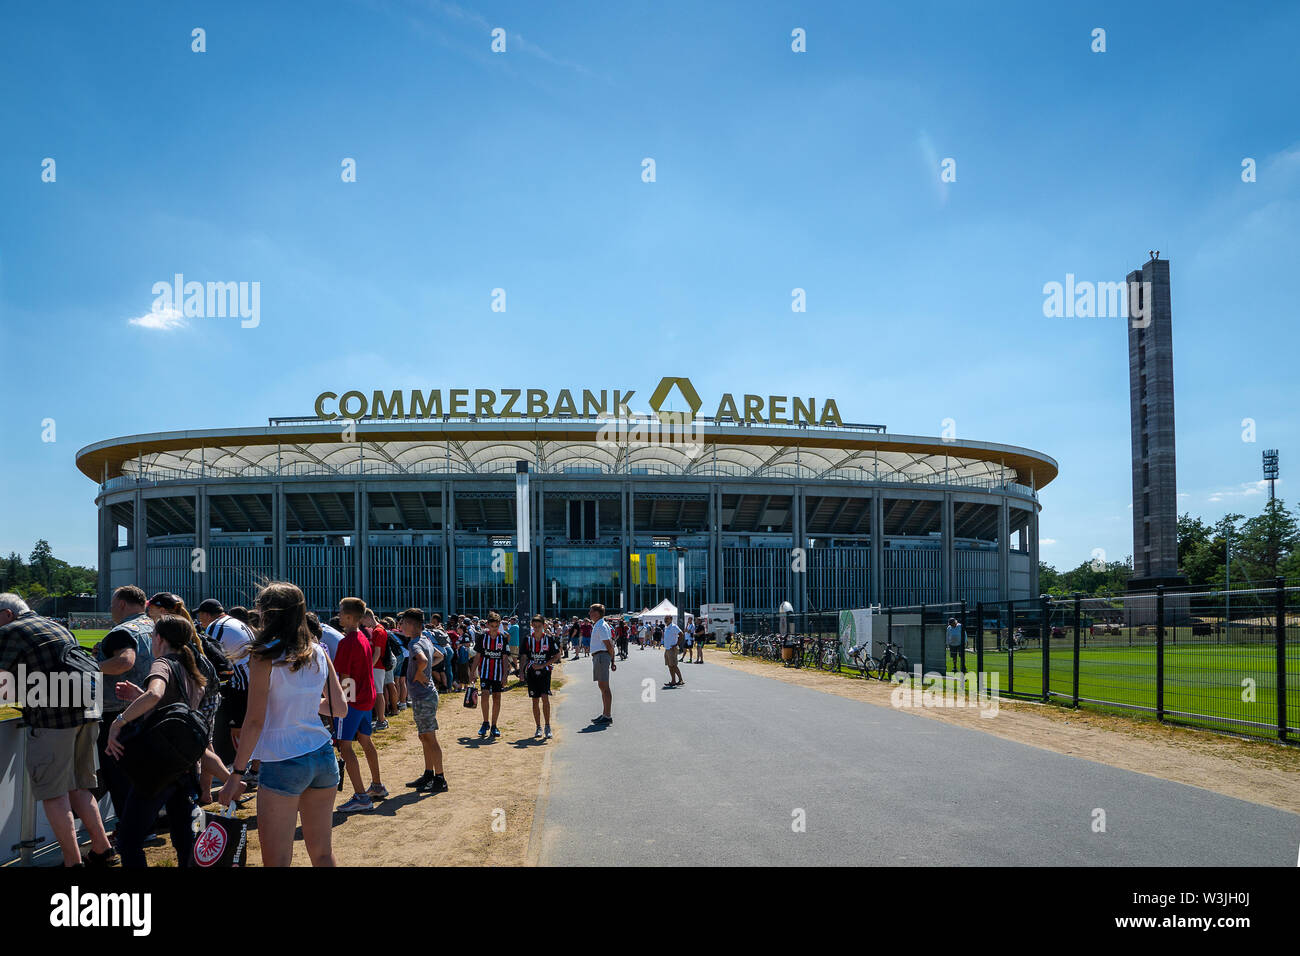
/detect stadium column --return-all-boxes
[709,483,721,603]
[273,483,286,580]
[869,491,883,606]
[133,487,146,593]
[441,480,453,616]
[355,482,367,602]
[514,461,530,625]
[97,498,112,609]
[532,476,543,615]
[793,485,807,614]
[197,486,209,600]
[1029,505,1040,597]
[942,492,954,603]
[621,480,631,612]
[998,497,1010,601]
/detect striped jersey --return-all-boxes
[475,631,509,682]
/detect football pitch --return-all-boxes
[973,641,1299,737]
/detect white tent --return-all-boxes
[642,598,677,619]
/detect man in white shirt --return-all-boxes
[588,603,616,725]
[196,598,255,749]
[662,618,684,688]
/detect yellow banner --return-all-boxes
[504,552,514,584]
[647,552,657,586]
[630,552,641,584]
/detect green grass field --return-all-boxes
[970,642,1299,738]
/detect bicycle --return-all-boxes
[876,640,911,680]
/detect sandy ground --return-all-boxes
[142,662,568,867]
[709,650,1300,815]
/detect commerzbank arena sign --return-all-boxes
[312,376,844,427]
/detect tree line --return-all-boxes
[0,540,98,603]
[1039,498,1300,597]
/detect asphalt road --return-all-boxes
[535,644,1300,866]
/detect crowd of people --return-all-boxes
[0,583,714,868]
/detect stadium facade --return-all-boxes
[75,379,1056,621]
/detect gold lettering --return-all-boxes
[500,389,521,417]
[371,390,403,419]
[743,394,764,424]
[818,398,842,427]
[792,397,815,425]
[338,390,367,419]
[527,389,549,417]
[768,395,787,424]
[409,390,442,418]
[314,391,338,420]
[715,394,739,422]
[475,389,496,416]
[582,390,607,416]
[449,389,469,417]
[553,389,577,416]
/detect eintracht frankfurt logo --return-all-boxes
[194,822,227,866]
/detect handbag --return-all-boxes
[462,684,478,708]
[192,803,248,867]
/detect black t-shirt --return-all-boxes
[101,627,138,657]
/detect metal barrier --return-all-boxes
[0,717,115,866]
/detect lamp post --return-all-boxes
[514,461,530,626]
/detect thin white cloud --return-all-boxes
[1040,537,1057,546]
[128,308,187,331]
[1206,479,1272,503]
[424,0,591,74]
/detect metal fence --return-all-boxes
[733,581,1298,744]
[969,580,1298,742]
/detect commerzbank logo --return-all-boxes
[647,376,702,425]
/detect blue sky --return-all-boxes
[2,0,1297,570]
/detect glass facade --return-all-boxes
[628,547,707,615]
[543,546,621,618]
[456,546,518,618]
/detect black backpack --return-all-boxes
[199,634,235,686]
[115,659,209,799]
[49,639,101,722]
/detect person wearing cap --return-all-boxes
[196,597,256,764]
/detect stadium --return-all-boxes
[75,378,1057,620]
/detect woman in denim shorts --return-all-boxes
[219,582,348,866]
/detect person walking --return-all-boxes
[334,597,385,812]
[662,617,684,687]
[521,614,562,739]
[217,583,346,866]
[589,604,616,724]
[472,612,514,739]
[400,608,448,794]
[946,617,967,673]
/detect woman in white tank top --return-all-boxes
[218,583,348,866]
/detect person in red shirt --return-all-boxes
[334,597,385,812]
[363,608,391,730]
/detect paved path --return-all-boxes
[536,645,1300,866]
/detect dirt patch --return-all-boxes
[711,652,1300,815]
[143,664,566,867]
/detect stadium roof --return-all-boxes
[76,418,1057,491]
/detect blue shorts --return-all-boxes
[335,706,373,742]
[258,741,339,796]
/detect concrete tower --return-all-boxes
[1126,255,1186,589]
